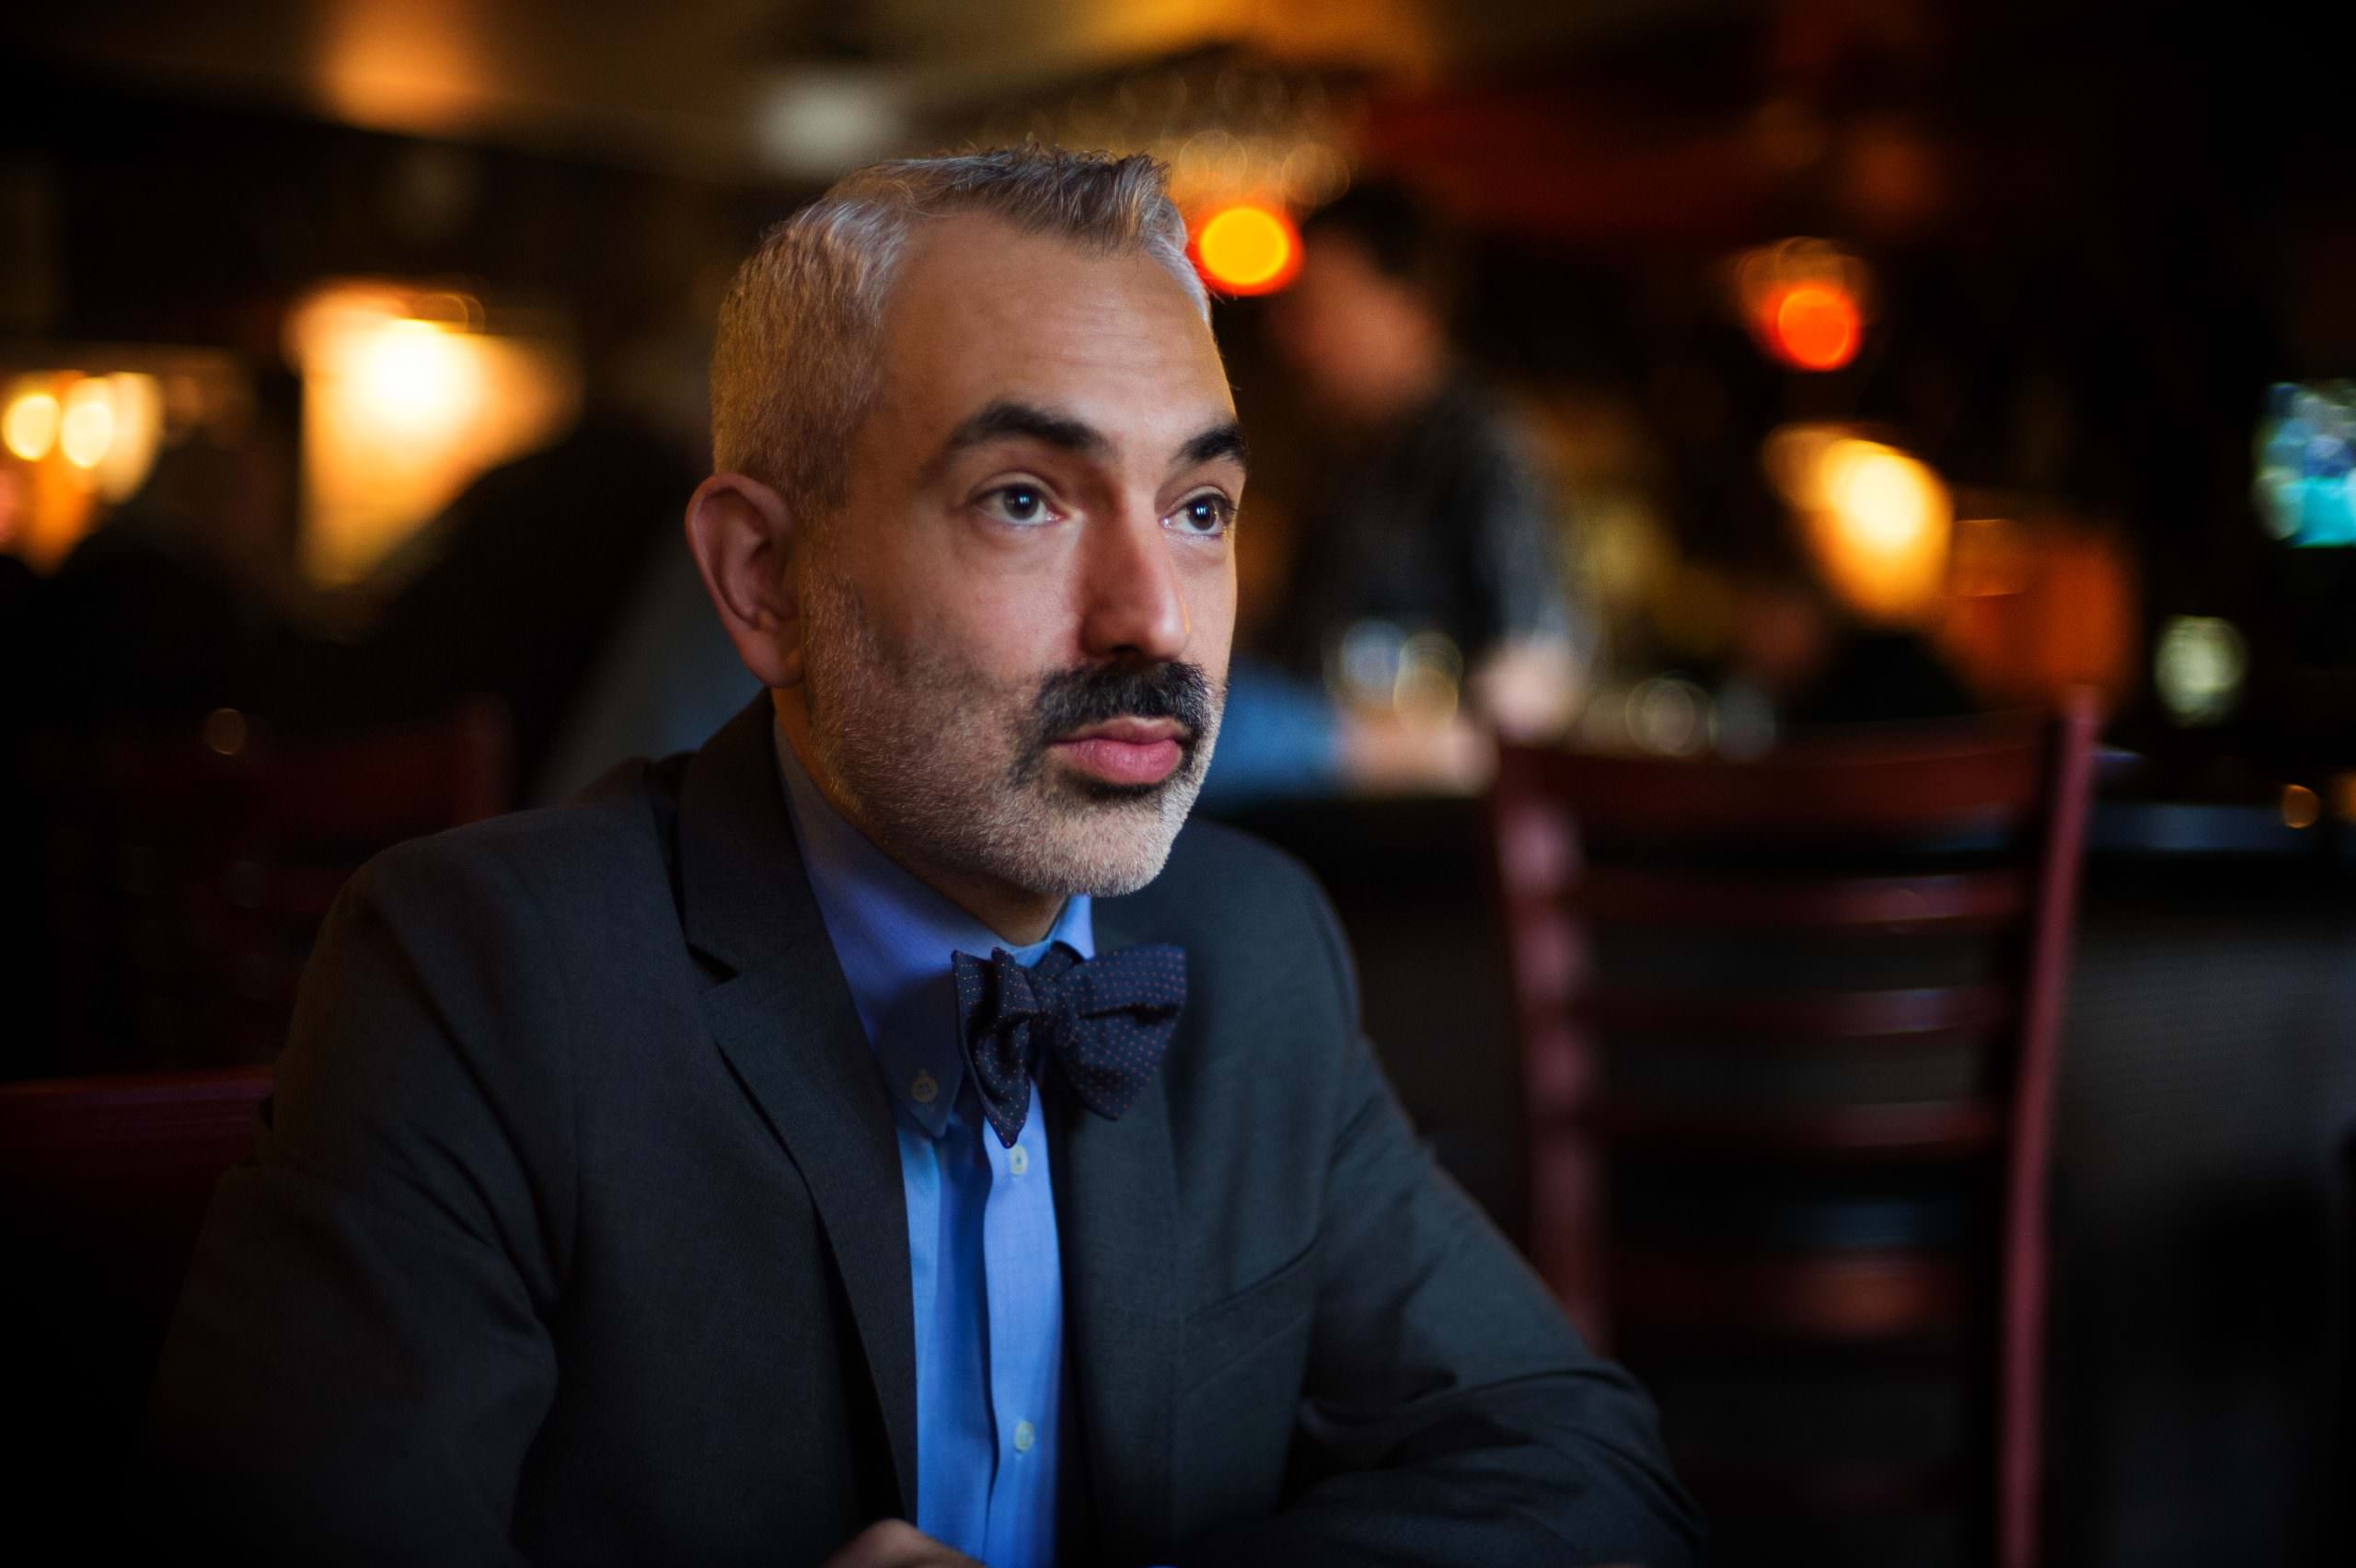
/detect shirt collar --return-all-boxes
[771,721,1094,1138]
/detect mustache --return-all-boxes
[1034,661,1218,742]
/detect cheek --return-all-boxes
[930,590,1064,690]
[1187,558,1240,665]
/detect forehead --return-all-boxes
[870,212,1231,451]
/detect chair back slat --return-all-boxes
[1585,982,2010,1040]
[1501,715,2051,839]
[1579,868,2032,929]
[1596,1100,2004,1159]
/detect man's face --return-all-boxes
[794,213,1242,908]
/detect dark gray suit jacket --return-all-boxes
[146,698,1700,1565]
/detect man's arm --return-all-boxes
[1175,878,1703,1568]
[144,838,572,1560]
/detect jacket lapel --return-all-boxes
[676,698,918,1516]
[1054,893,1183,1563]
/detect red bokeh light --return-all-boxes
[1768,282,1863,371]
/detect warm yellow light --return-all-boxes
[59,379,116,468]
[4,386,60,461]
[1195,204,1300,294]
[359,317,476,435]
[1827,443,1938,554]
[93,373,163,502]
[285,281,579,584]
[1770,426,1950,624]
[2281,784,2320,830]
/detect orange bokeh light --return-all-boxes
[1769,283,1863,371]
[1193,204,1300,295]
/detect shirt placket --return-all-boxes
[977,1078,1061,1566]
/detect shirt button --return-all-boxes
[910,1071,938,1106]
[1013,1420,1036,1453]
[1008,1146,1030,1176]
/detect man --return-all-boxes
[147,148,1698,1566]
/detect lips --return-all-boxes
[1050,718,1190,786]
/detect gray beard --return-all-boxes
[798,565,1221,901]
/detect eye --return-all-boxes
[976,483,1060,526]
[1167,492,1236,536]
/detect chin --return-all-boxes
[1023,793,1192,898]
[1000,755,1208,898]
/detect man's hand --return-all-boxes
[820,1520,984,1568]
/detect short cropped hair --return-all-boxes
[710,146,1207,521]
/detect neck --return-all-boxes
[772,691,1063,946]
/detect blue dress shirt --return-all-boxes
[775,729,1082,1567]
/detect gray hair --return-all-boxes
[710,145,1207,522]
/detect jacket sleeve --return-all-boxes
[144,837,574,1562]
[1175,874,1703,1568]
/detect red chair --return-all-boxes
[0,1066,274,1511]
[16,698,509,1074]
[1489,694,2098,1568]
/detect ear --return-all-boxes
[685,472,805,689]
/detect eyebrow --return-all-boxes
[933,400,1109,472]
[928,398,1250,479]
[1176,420,1249,474]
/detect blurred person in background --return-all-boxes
[1204,181,1583,807]
[263,402,699,797]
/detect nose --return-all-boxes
[1076,504,1190,666]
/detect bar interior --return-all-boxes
[3,3,2351,1563]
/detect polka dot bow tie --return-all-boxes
[950,942,1187,1148]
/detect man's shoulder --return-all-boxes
[351,754,685,933]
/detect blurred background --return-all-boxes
[2,2,2351,1563]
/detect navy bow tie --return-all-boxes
[950,941,1186,1147]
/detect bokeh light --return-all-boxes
[2153,615,2246,726]
[1764,425,1951,623]
[0,368,170,563]
[1194,203,1300,294]
[1732,237,1875,374]
[2252,381,2356,548]
[3,386,60,461]
[95,374,164,502]
[1392,630,1464,724]
[59,379,116,469]
[202,707,249,758]
[284,282,578,584]
[1769,283,1863,372]
[1826,441,1939,553]
[1624,674,1714,756]
[357,317,478,437]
